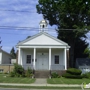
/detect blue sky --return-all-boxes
[0,0,57,53]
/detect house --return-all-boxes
[0,49,11,64]
[0,49,14,73]
[16,19,70,77]
[76,58,90,74]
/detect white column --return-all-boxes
[49,48,51,70]
[64,48,67,70]
[33,48,36,70]
[20,49,22,65]
[18,48,21,65]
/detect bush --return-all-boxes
[62,68,82,79]
[10,63,25,77]
[62,72,82,79]
[14,63,25,75]
[82,72,90,78]
[10,71,15,77]
[66,68,82,75]
[25,67,33,77]
[51,72,60,78]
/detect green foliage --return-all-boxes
[62,68,82,79]
[82,72,90,78]
[10,63,25,77]
[62,72,82,79]
[66,68,82,75]
[10,64,33,78]
[36,0,90,67]
[10,47,16,59]
[25,67,33,77]
[14,63,24,75]
[84,47,90,58]
[10,71,15,77]
[51,72,60,78]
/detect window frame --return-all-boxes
[54,55,59,64]
[26,55,31,64]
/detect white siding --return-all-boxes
[23,34,63,45]
[21,49,33,70]
[51,49,65,70]
[2,52,11,64]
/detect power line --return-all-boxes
[0,9,37,13]
[0,26,80,31]
[0,9,89,16]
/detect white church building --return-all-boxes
[16,20,70,77]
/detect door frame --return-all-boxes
[36,53,49,70]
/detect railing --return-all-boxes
[51,65,65,70]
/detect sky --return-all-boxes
[0,0,57,53]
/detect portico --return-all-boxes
[17,43,69,71]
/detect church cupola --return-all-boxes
[39,19,48,32]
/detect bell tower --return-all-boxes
[39,19,48,32]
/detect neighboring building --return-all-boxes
[76,58,90,74]
[0,49,14,73]
[16,19,70,77]
[11,59,16,64]
[0,49,11,64]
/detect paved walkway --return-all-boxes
[33,78,47,84]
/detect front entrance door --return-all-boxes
[36,53,49,70]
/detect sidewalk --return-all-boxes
[0,83,81,87]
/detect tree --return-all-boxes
[10,47,16,59]
[0,37,2,49]
[26,36,31,39]
[36,0,90,67]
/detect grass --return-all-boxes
[47,77,90,84]
[0,73,35,84]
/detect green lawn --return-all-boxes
[0,73,35,84]
[47,77,90,84]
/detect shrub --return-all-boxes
[10,63,25,77]
[14,63,24,75]
[51,72,60,78]
[82,72,90,78]
[62,72,82,79]
[66,68,82,75]
[10,71,15,77]
[25,67,33,77]
[62,68,82,79]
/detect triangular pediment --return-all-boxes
[17,32,68,46]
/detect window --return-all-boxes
[0,69,3,73]
[55,55,59,64]
[26,55,31,64]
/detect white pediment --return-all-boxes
[17,32,68,46]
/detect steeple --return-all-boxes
[39,19,48,32]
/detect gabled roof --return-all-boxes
[76,58,90,66]
[16,32,70,48]
[0,49,11,56]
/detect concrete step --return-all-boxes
[35,70,50,78]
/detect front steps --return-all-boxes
[34,70,66,78]
[34,70,50,78]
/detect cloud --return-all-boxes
[0,0,56,53]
